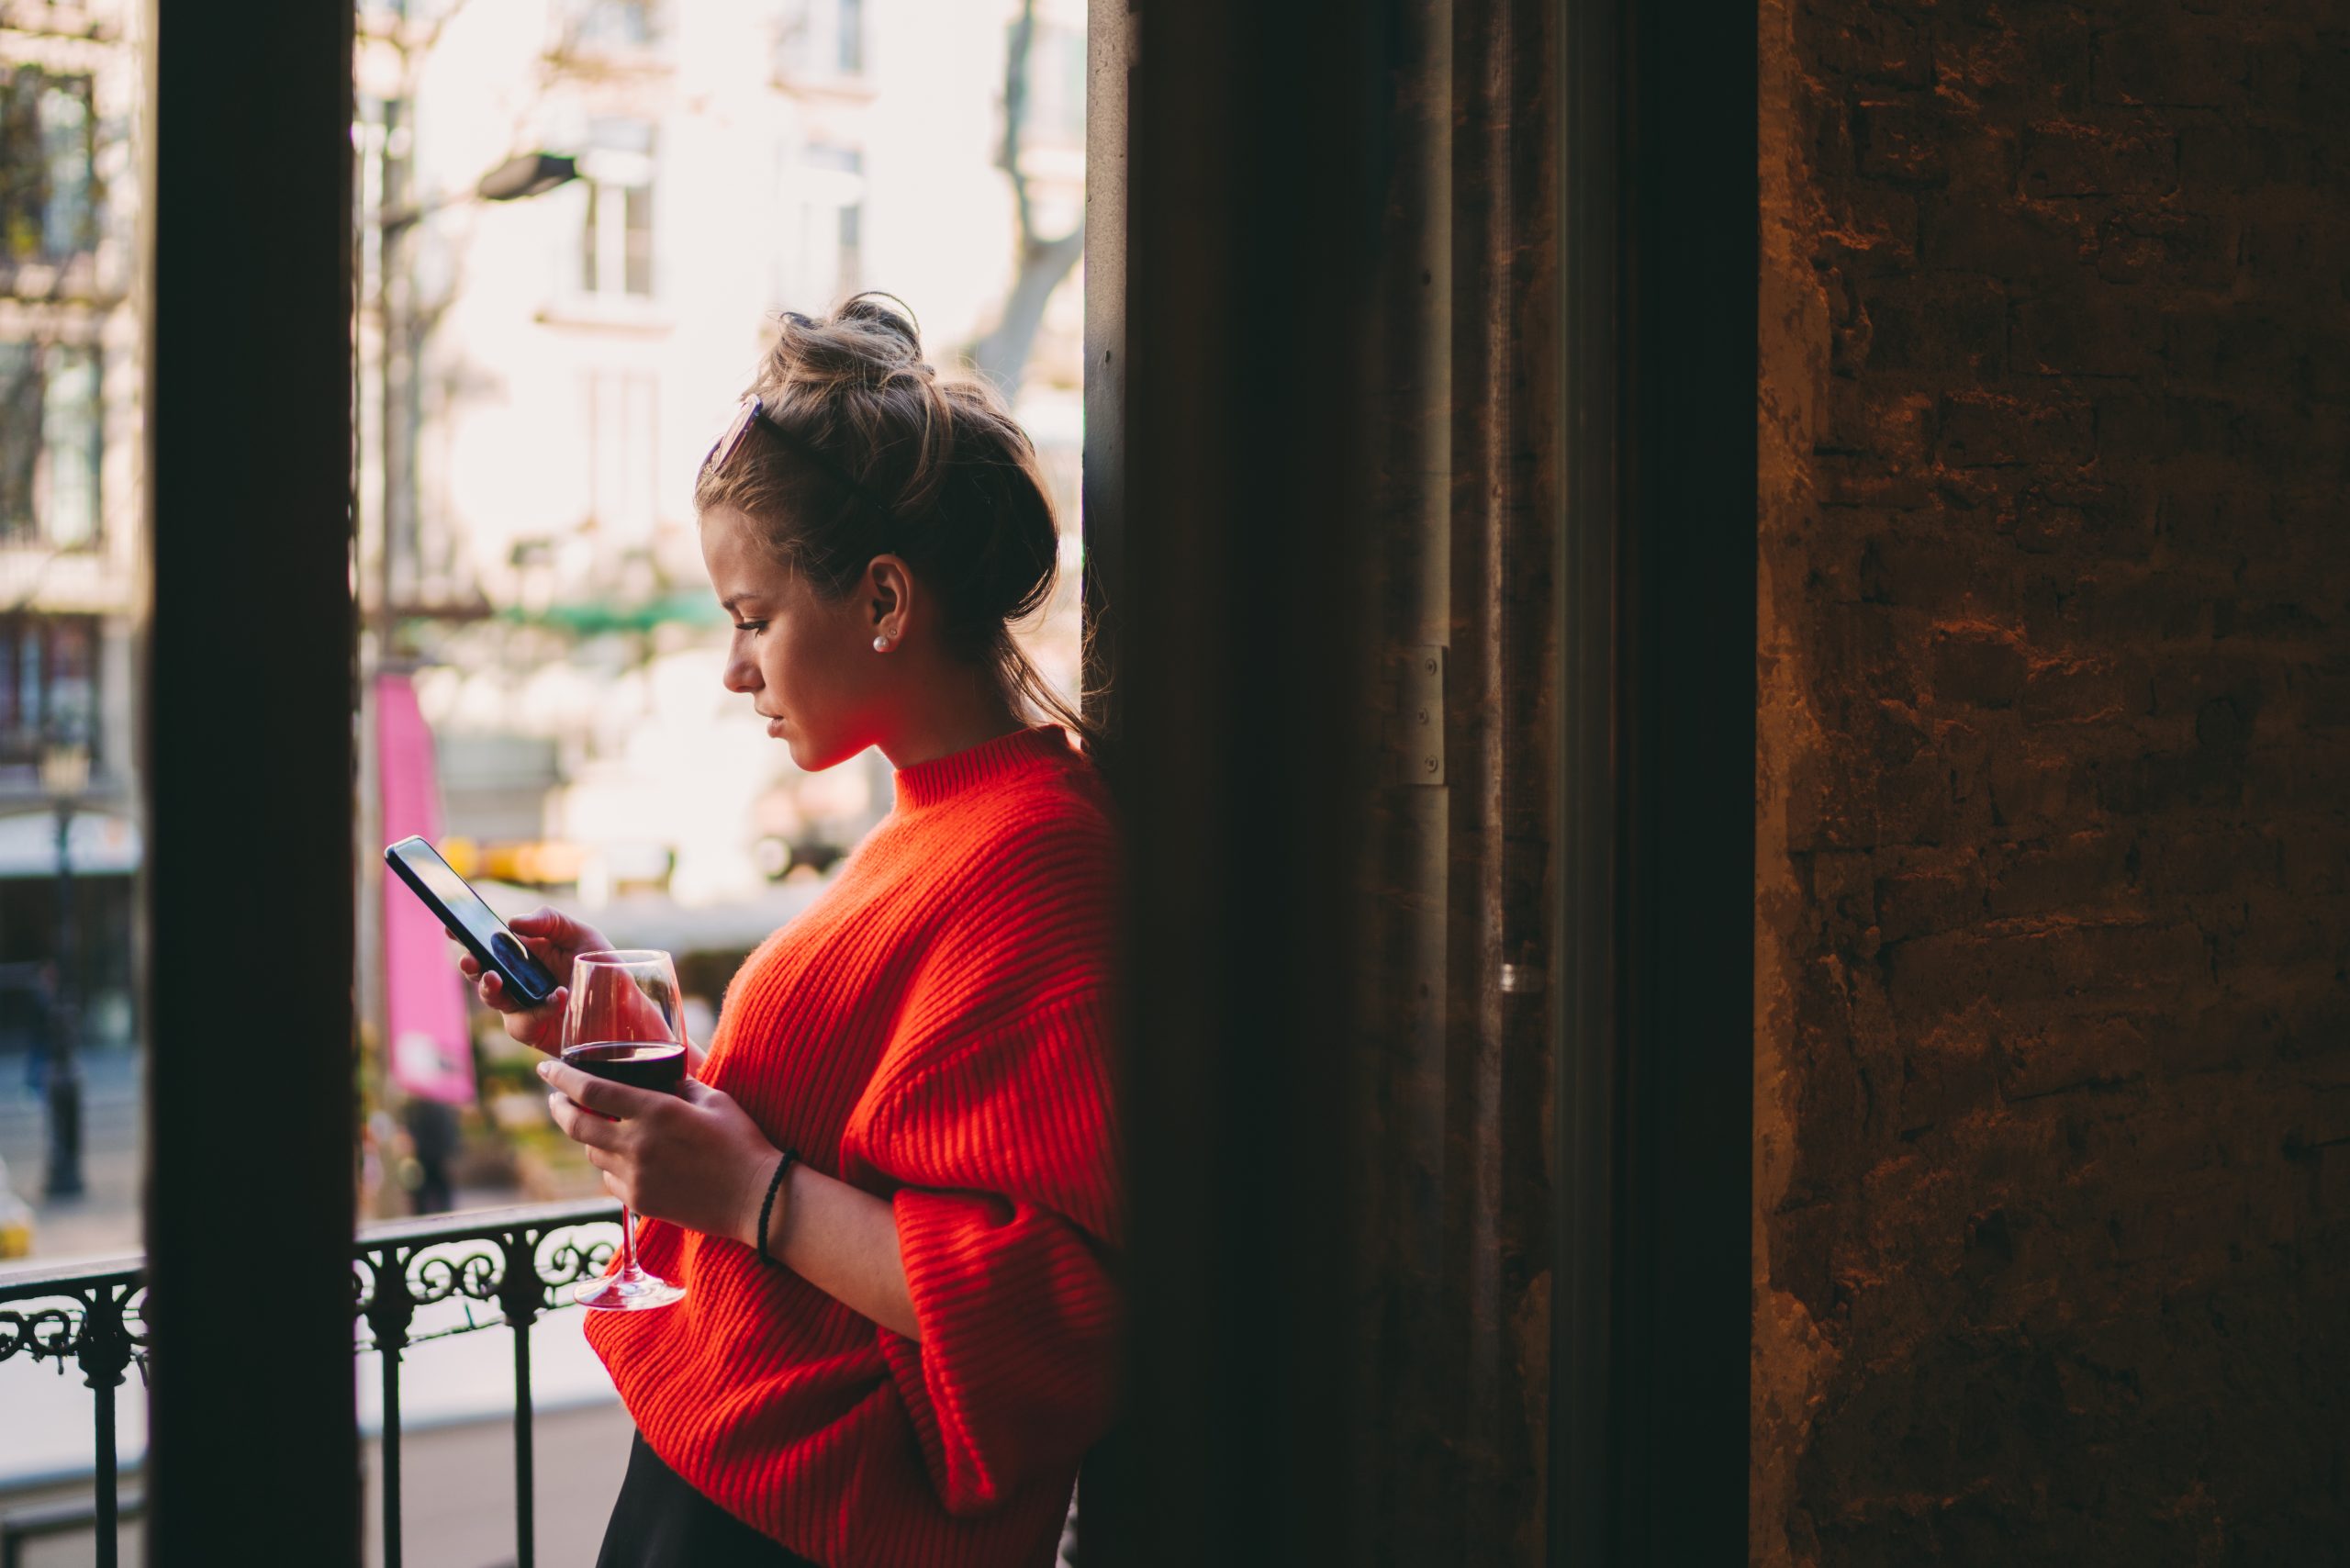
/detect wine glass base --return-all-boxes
[576,1271,686,1312]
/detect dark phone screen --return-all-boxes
[386,838,556,997]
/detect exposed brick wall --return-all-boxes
[1755,1,2350,1561]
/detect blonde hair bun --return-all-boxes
[699,293,1086,740]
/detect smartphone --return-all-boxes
[384,836,561,1007]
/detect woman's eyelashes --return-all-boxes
[734,620,769,636]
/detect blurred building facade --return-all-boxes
[359,0,1084,946]
[0,0,143,1051]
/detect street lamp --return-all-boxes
[379,150,581,237]
[473,151,579,205]
[40,738,89,1199]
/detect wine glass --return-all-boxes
[563,949,689,1312]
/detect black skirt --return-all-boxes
[595,1429,823,1568]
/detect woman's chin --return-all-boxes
[781,730,861,773]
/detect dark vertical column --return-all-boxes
[143,0,361,1562]
[1550,0,1622,1555]
[1095,0,1385,1562]
[1552,0,1755,1561]
[1614,0,1756,1546]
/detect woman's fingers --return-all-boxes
[546,1088,626,1149]
[510,906,574,946]
[477,972,563,1054]
[477,969,520,1014]
[526,988,568,1054]
[540,1058,660,1122]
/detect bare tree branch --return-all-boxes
[969,0,1082,397]
[968,216,1083,392]
[999,0,1037,247]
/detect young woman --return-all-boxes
[458,296,1120,1568]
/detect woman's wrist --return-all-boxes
[744,1149,780,1250]
[748,1147,797,1260]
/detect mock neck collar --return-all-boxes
[891,724,1074,810]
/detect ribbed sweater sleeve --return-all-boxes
[856,810,1123,1518]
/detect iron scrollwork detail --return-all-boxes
[0,1267,150,1388]
[350,1201,622,1352]
[0,1199,620,1371]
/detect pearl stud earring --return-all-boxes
[873,634,892,653]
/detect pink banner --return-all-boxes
[379,671,477,1105]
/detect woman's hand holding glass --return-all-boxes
[539,1059,789,1253]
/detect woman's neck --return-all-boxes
[876,666,1026,769]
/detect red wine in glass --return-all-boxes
[563,1041,686,1093]
[564,951,691,1312]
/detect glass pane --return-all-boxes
[41,345,98,547]
[838,202,862,294]
[37,78,92,263]
[0,342,36,537]
[48,616,94,749]
[837,0,865,74]
[579,180,600,294]
[623,183,653,297]
[15,620,39,752]
[0,70,45,263]
[571,0,658,49]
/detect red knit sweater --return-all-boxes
[584,725,1122,1568]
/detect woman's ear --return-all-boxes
[867,555,912,645]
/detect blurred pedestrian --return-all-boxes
[403,1096,458,1215]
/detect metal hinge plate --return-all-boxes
[1399,644,1445,786]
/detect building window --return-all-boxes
[565,0,661,50]
[778,144,863,310]
[0,342,101,547]
[775,0,867,81]
[584,369,658,536]
[837,0,865,74]
[0,613,97,768]
[577,121,655,299]
[0,68,96,265]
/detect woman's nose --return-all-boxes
[722,651,758,693]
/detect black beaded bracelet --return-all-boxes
[755,1148,798,1266]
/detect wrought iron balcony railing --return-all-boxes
[0,1197,623,1568]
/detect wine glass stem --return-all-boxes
[620,1204,639,1275]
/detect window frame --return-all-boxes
[575,134,657,303]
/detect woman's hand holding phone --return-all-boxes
[455,907,710,1073]
[454,906,610,1056]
